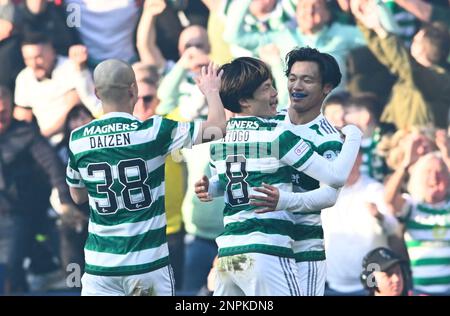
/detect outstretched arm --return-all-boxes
[249,183,339,214]
[284,125,362,188]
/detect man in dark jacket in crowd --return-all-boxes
[0,85,85,294]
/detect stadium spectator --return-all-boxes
[393,0,450,29]
[385,137,450,294]
[222,0,296,57]
[344,93,394,182]
[14,32,100,145]
[17,0,81,56]
[0,85,83,294]
[351,0,450,129]
[64,0,142,68]
[156,25,211,120]
[322,151,399,296]
[360,247,411,296]
[54,104,93,278]
[322,91,350,128]
[0,1,25,92]
[224,0,366,90]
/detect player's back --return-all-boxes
[67,112,190,276]
[210,116,312,258]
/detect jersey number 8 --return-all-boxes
[225,155,250,206]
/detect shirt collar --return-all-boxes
[101,112,138,121]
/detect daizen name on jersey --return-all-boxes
[89,132,131,149]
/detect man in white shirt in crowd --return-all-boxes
[14,32,100,145]
[322,150,399,296]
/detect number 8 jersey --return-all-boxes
[210,116,315,259]
[66,112,199,276]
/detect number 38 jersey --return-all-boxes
[66,112,199,276]
[210,116,315,259]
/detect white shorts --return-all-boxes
[214,253,300,296]
[81,265,175,296]
[297,260,326,296]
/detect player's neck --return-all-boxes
[102,103,133,115]
[288,107,320,125]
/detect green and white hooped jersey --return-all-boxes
[278,111,343,262]
[66,112,199,276]
[400,196,450,294]
[210,116,315,259]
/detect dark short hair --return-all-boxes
[421,22,450,66]
[218,57,272,113]
[285,47,342,89]
[21,31,52,47]
[346,93,383,122]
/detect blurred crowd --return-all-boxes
[1,0,450,296]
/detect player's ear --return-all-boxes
[129,82,138,98]
[322,83,333,96]
[238,98,251,110]
[94,87,101,100]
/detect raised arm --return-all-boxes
[136,0,167,70]
[291,125,362,188]
[394,0,432,23]
[67,45,102,117]
[351,0,416,80]
[194,62,226,144]
[384,135,422,215]
[249,183,339,214]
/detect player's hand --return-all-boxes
[194,62,223,98]
[250,183,280,214]
[341,124,363,139]
[195,175,212,202]
[69,44,89,71]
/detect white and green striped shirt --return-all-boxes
[211,116,315,259]
[400,195,450,294]
[278,111,342,262]
[66,112,199,276]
